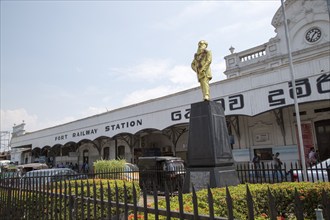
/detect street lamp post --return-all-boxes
[280,0,307,179]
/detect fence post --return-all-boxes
[68,195,76,220]
[246,185,254,220]
[5,185,12,218]
[226,186,234,220]
[315,205,324,220]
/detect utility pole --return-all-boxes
[280,0,307,179]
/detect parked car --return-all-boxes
[124,163,139,182]
[17,163,48,175]
[137,156,186,192]
[20,168,87,188]
[291,158,330,182]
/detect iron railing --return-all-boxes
[0,169,330,219]
[1,176,329,220]
[236,161,330,183]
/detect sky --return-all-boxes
[1,0,282,135]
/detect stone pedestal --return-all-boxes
[183,101,239,192]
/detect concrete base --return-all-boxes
[183,101,239,192]
[186,101,235,167]
[183,166,240,193]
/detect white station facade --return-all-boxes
[10,0,330,169]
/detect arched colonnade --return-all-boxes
[29,123,189,171]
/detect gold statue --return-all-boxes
[191,40,212,101]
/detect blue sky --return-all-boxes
[1,0,281,133]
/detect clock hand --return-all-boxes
[311,32,317,40]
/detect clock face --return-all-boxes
[305,28,322,43]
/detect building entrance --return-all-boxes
[315,119,330,161]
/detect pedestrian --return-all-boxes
[74,163,79,172]
[84,162,89,173]
[273,152,283,180]
[308,147,317,166]
[82,161,89,173]
[252,153,261,177]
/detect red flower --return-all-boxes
[128,214,144,219]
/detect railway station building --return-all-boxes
[10,0,330,169]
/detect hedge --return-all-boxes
[151,182,330,220]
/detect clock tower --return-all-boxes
[270,0,329,53]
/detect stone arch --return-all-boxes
[92,136,112,160]
[113,132,138,162]
[93,136,112,160]
[31,147,41,162]
[133,128,174,160]
[47,144,62,167]
[76,139,100,169]
[38,146,51,164]
[162,123,189,156]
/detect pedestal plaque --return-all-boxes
[183,101,239,192]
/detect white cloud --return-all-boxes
[115,57,226,108]
[168,65,196,85]
[111,58,199,86]
[0,109,37,132]
[212,62,227,81]
[121,85,185,107]
[110,59,171,82]
[0,108,78,133]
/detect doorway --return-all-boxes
[83,150,89,164]
[315,119,330,161]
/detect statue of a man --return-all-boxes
[191,40,212,101]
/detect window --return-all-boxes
[103,147,109,160]
[118,146,125,159]
[254,148,273,160]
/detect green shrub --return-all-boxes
[94,159,126,172]
[93,159,127,179]
[149,182,330,220]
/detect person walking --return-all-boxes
[252,153,261,178]
[83,161,89,173]
[308,147,317,166]
[81,161,87,173]
[273,152,283,180]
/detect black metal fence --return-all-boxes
[0,168,330,219]
[1,160,330,220]
[236,161,330,183]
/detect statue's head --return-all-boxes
[198,40,208,47]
